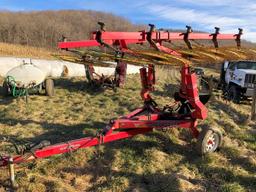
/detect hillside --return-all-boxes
[0,10,145,49]
[0,65,255,191]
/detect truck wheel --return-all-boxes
[45,79,54,97]
[228,85,241,104]
[196,126,223,155]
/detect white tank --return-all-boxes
[0,57,141,79]
[6,63,46,87]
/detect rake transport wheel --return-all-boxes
[45,79,55,97]
[196,126,223,155]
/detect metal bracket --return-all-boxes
[59,35,68,51]
[234,28,243,48]
[98,21,106,32]
[180,26,193,49]
[146,24,159,50]
[61,35,67,42]
[95,21,119,53]
[95,22,105,45]
[211,27,220,48]
[148,23,156,33]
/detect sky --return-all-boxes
[0,0,256,42]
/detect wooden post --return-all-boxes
[8,157,18,188]
[251,85,256,121]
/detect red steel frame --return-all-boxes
[0,25,242,167]
[59,25,242,50]
[58,30,241,49]
[0,64,201,167]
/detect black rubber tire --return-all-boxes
[198,77,212,105]
[199,94,211,105]
[196,126,223,155]
[2,81,9,97]
[228,85,241,104]
[45,79,54,97]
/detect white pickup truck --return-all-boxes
[219,60,256,103]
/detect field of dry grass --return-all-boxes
[0,66,255,192]
[0,43,58,59]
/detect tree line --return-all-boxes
[0,10,145,49]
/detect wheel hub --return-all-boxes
[206,134,217,152]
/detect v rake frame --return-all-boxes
[0,23,242,188]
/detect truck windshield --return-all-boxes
[237,62,256,70]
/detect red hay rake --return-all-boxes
[0,23,245,186]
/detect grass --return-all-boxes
[0,41,255,191]
[0,43,58,59]
[0,66,255,192]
